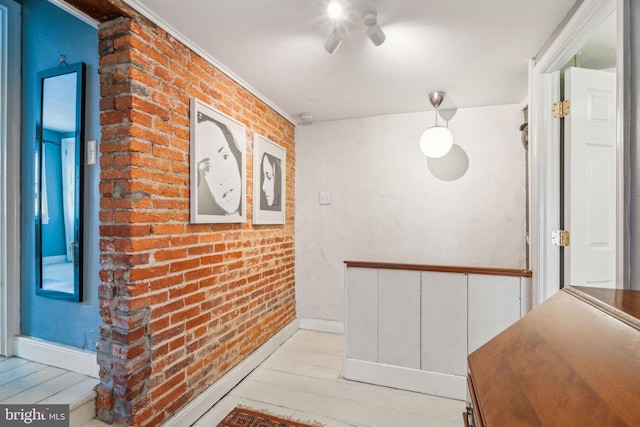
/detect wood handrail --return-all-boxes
[344,260,532,278]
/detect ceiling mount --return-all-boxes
[429,91,445,110]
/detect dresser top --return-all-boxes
[468,286,640,426]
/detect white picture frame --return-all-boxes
[190,98,246,224]
[253,133,286,225]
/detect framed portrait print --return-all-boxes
[253,134,286,225]
[190,98,246,223]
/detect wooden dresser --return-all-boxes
[466,286,640,427]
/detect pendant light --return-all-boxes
[419,91,453,158]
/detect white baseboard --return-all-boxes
[298,317,344,334]
[343,357,466,401]
[163,319,299,427]
[13,336,99,378]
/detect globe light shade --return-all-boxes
[419,126,453,158]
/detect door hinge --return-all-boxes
[552,100,570,118]
[552,229,570,247]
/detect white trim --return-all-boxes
[535,0,616,72]
[121,0,296,125]
[162,319,299,427]
[46,0,98,29]
[13,336,99,378]
[530,71,561,307]
[0,0,20,357]
[616,0,627,288]
[343,358,466,401]
[530,0,620,306]
[298,317,344,334]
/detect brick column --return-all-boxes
[96,18,154,425]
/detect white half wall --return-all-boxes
[295,105,527,323]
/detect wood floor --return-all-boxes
[0,357,95,405]
[1,330,466,426]
[192,330,466,427]
[0,356,98,427]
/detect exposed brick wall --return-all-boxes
[96,17,296,426]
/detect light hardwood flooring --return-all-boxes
[0,357,95,405]
[0,356,98,427]
[192,330,466,427]
[2,330,465,426]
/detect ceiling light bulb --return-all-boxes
[327,1,342,20]
[419,126,453,158]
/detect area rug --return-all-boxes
[216,407,323,427]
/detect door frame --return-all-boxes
[2,0,99,374]
[530,0,624,306]
[0,0,21,357]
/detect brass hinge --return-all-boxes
[552,229,570,247]
[552,100,570,118]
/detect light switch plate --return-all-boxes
[87,140,97,165]
[319,191,331,205]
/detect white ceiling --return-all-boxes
[123,0,579,124]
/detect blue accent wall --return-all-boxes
[21,0,101,350]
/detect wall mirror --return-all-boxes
[36,62,85,301]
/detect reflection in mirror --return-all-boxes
[36,62,85,301]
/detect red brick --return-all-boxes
[97,13,296,427]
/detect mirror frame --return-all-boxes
[35,62,86,301]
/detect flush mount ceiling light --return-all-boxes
[324,1,386,54]
[419,91,454,158]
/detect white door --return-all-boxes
[564,67,617,288]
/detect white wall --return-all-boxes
[295,104,527,325]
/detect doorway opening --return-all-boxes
[530,0,621,306]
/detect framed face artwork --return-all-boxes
[253,134,286,225]
[190,98,246,223]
